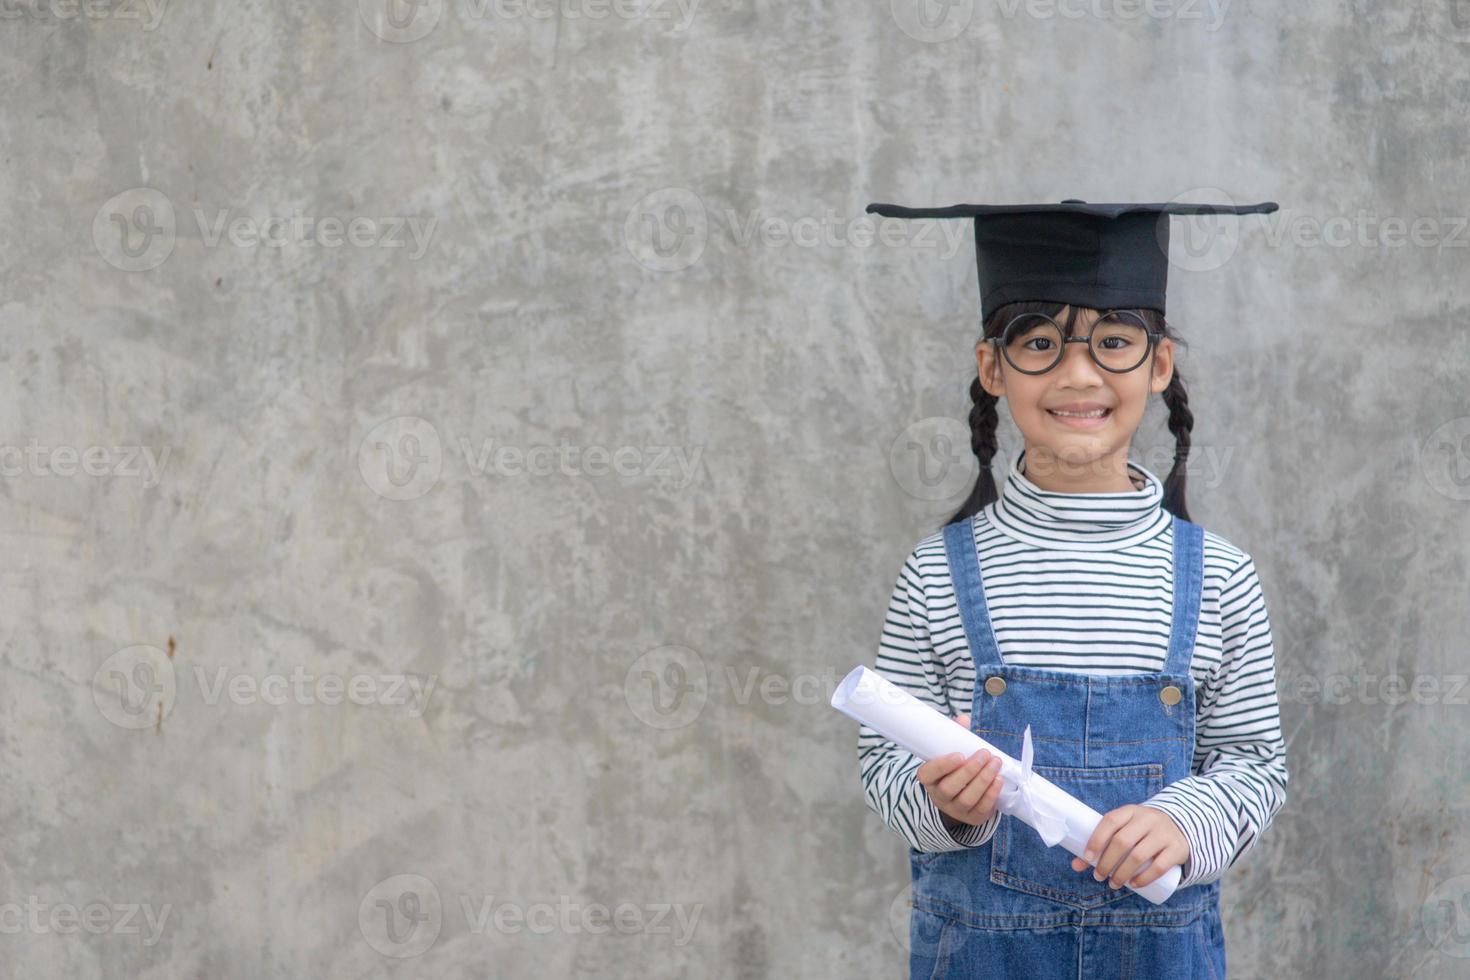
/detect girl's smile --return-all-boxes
[1045,400,1116,430]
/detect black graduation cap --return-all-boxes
[864,198,1278,318]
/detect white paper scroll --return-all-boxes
[832,665,1180,905]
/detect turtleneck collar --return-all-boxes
[985,448,1172,550]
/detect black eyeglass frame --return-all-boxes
[990,309,1164,375]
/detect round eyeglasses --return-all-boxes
[993,310,1161,375]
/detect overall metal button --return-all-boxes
[984,676,1007,696]
[1159,684,1183,706]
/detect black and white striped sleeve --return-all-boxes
[857,551,1002,853]
[1140,554,1289,888]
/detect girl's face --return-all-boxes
[976,305,1175,490]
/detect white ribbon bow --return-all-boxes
[1003,724,1070,848]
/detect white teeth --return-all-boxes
[1050,409,1108,418]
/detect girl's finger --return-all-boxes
[1109,838,1160,889]
[934,750,989,801]
[960,766,1003,819]
[1081,806,1130,865]
[1130,843,1186,889]
[1095,823,1146,884]
[981,771,1004,816]
[916,752,967,787]
[952,755,999,812]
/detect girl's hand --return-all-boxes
[916,713,1005,830]
[1071,804,1190,890]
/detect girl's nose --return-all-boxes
[1053,339,1106,384]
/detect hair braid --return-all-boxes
[1160,369,1194,522]
[943,375,1001,526]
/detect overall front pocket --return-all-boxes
[990,762,1164,910]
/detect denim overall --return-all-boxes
[908,513,1226,980]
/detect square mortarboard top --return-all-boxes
[864,198,1279,318]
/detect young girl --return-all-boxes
[857,200,1288,978]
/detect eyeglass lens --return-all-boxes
[1000,311,1153,374]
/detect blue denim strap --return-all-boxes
[1164,514,1205,676]
[942,515,1004,669]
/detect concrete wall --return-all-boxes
[1,1,1467,976]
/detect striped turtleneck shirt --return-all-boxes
[858,448,1288,889]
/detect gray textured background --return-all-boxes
[2,0,1468,977]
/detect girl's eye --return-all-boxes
[1024,337,1055,351]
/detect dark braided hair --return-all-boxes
[943,300,1194,527]
[1158,368,1194,522]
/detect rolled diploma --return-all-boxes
[832,665,1180,905]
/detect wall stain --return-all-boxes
[156,635,177,735]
